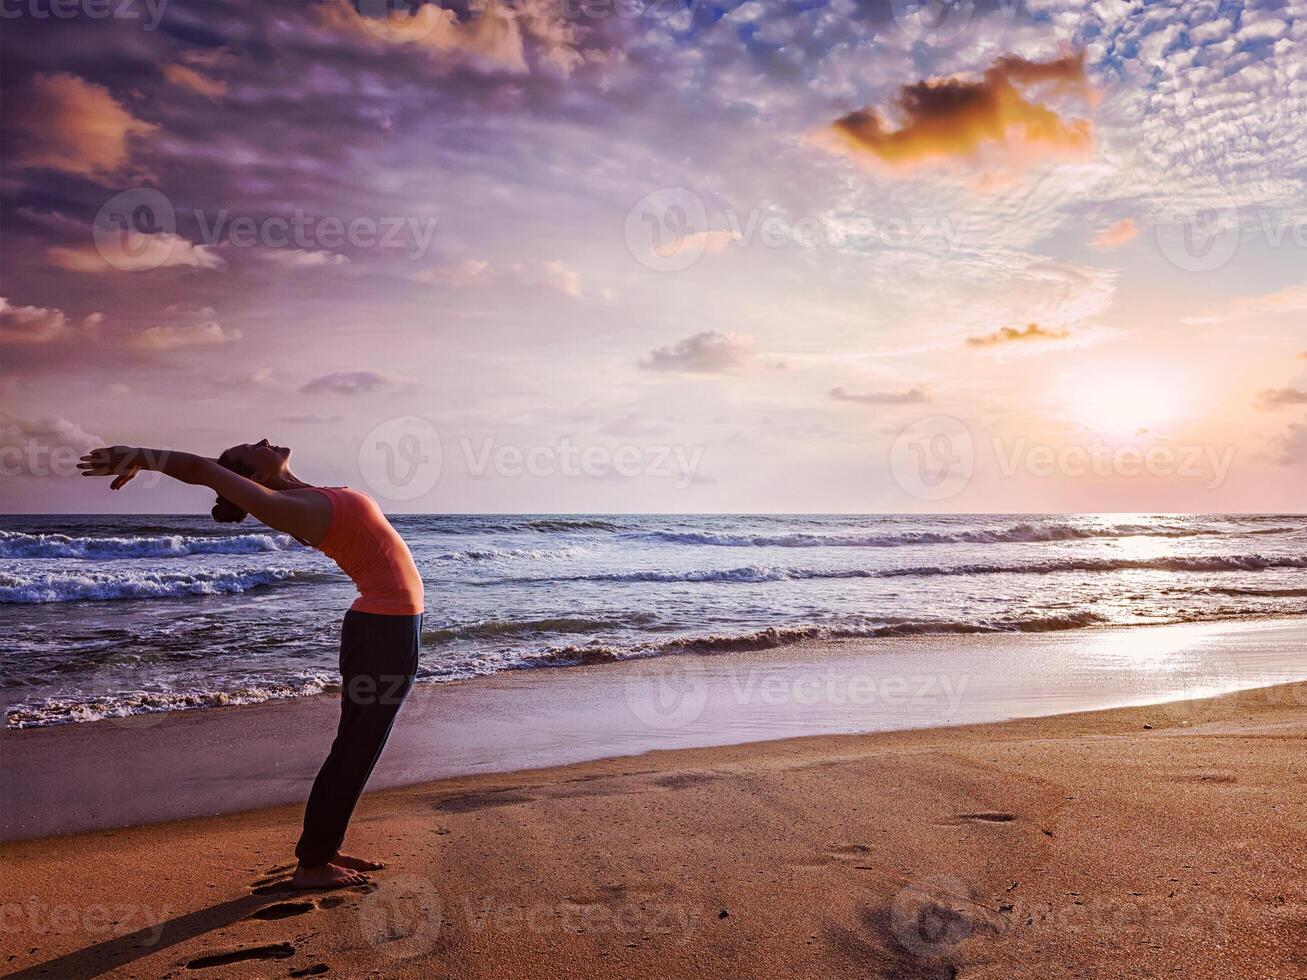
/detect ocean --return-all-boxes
[2,513,1305,728]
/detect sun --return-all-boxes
[1062,370,1190,436]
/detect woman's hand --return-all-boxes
[78,445,144,490]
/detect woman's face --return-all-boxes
[228,438,291,482]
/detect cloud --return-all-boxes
[1273,419,1307,466]
[827,53,1093,172]
[541,260,582,298]
[258,248,349,269]
[276,415,343,425]
[1090,217,1139,249]
[48,233,226,273]
[319,0,586,76]
[966,322,1070,347]
[1257,388,1307,409]
[640,331,756,374]
[828,386,929,406]
[299,370,390,395]
[0,414,104,475]
[416,259,595,297]
[5,72,156,178]
[0,297,84,346]
[657,229,742,260]
[162,62,228,99]
[132,320,242,351]
[414,258,494,286]
[1242,284,1307,314]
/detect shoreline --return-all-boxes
[3,680,1304,977]
[8,607,1307,732]
[4,615,1306,841]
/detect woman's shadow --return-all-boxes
[7,889,321,978]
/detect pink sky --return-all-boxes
[1,0,1304,513]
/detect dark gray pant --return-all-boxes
[295,609,421,866]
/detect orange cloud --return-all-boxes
[966,323,1069,347]
[1091,217,1139,249]
[162,63,228,99]
[5,72,156,178]
[828,53,1092,171]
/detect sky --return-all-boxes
[1,0,1304,514]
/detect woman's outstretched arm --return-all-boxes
[78,445,329,543]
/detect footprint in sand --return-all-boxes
[184,942,297,969]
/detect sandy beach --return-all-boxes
[4,661,1304,976]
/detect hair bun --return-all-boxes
[211,496,248,524]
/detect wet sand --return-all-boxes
[3,678,1305,978]
[5,617,1306,840]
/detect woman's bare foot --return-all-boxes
[291,862,371,890]
[333,852,385,872]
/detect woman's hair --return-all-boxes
[211,447,254,524]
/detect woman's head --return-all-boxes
[211,438,292,523]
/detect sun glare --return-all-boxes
[1063,371,1190,436]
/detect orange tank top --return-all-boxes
[309,487,424,615]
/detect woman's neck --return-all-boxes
[265,469,312,491]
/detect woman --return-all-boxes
[78,440,424,890]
